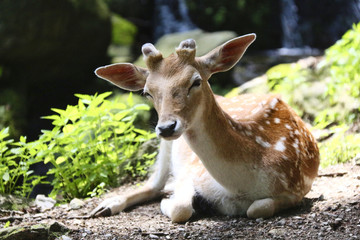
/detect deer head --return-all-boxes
[95,34,256,140]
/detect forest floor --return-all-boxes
[1,162,359,240]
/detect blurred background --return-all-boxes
[1,0,360,140]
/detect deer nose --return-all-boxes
[157,121,177,138]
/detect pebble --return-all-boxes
[69,198,85,210]
[149,234,159,239]
[60,236,73,240]
[276,219,286,226]
[269,228,287,236]
[34,194,56,212]
[104,233,112,238]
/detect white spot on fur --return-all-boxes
[251,106,261,114]
[264,113,269,118]
[269,98,279,109]
[285,124,292,130]
[295,130,300,135]
[274,118,280,124]
[255,136,271,148]
[274,137,286,152]
[258,125,265,131]
[266,120,270,125]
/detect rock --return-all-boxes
[133,30,238,88]
[0,194,31,211]
[276,219,286,226]
[225,75,269,98]
[69,198,85,210]
[60,235,73,240]
[149,234,160,239]
[34,194,56,212]
[269,228,287,236]
[49,221,69,233]
[0,221,69,240]
[0,0,111,139]
[134,30,237,67]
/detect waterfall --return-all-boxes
[351,0,360,19]
[280,0,303,48]
[153,0,197,40]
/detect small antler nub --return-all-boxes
[142,43,163,70]
[176,39,196,60]
[177,39,196,50]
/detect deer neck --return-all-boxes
[183,89,257,192]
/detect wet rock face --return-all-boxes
[0,0,111,65]
[0,0,111,139]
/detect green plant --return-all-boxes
[261,23,360,167]
[111,13,137,46]
[325,22,360,99]
[0,128,46,197]
[0,92,157,201]
[319,125,360,168]
[39,92,156,200]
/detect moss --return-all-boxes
[111,13,137,46]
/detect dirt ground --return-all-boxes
[1,162,360,240]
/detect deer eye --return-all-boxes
[143,91,153,99]
[189,79,201,90]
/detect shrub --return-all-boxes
[318,125,360,168]
[0,128,46,198]
[0,92,157,201]
[265,22,360,167]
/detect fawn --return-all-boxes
[91,34,320,223]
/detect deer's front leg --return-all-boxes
[160,178,195,223]
[90,185,161,217]
[90,139,172,217]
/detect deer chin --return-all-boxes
[159,132,183,141]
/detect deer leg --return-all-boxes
[160,178,195,223]
[90,139,172,217]
[246,195,298,219]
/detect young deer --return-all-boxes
[91,34,320,223]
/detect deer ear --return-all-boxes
[95,63,149,91]
[198,34,256,74]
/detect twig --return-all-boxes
[0,209,24,215]
[318,172,347,177]
[67,215,91,219]
[0,216,24,223]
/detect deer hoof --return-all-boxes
[90,205,112,218]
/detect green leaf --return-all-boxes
[2,171,9,182]
[127,92,134,106]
